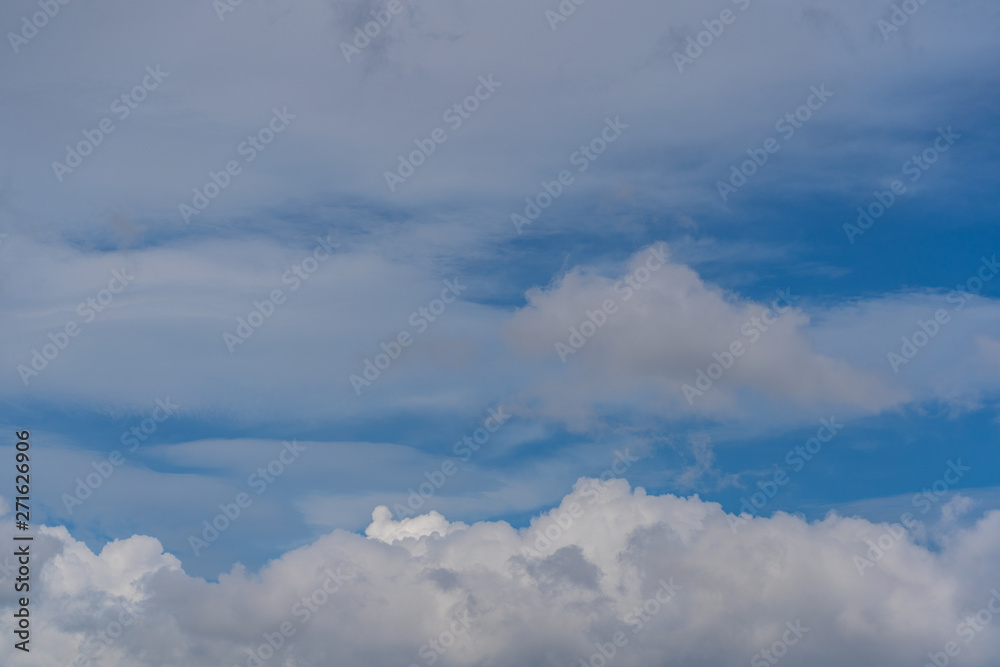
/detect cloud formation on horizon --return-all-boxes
[2,478,999,666]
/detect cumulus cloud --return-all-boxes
[365,506,466,544]
[503,244,909,425]
[940,495,975,525]
[2,480,1000,666]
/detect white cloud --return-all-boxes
[365,506,465,545]
[503,244,909,426]
[941,495,975,524]
[3,480,1000,666]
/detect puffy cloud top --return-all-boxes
[3,480,999,666]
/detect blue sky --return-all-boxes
[1,0,999,665]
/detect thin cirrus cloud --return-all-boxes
[0,0,996,231]
[2,235,998,430]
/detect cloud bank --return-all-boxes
[2,480,1000,666]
